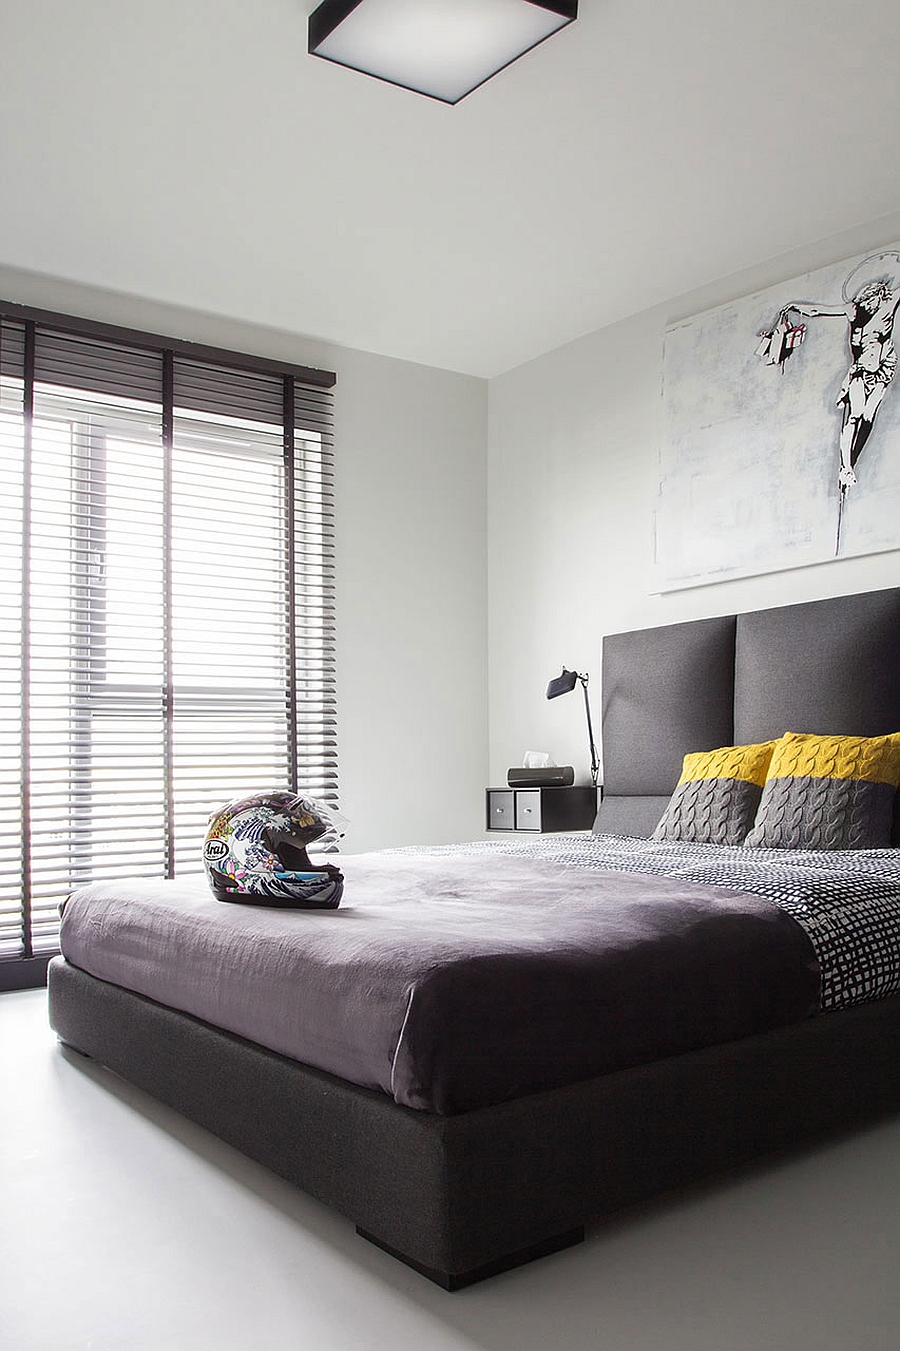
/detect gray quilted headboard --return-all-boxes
[595,587,900,839]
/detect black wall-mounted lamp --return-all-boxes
[308,0,578,105]
[546,667,600,788]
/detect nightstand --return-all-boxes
[485,785,597,833]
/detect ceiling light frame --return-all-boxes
[308,0,578,105]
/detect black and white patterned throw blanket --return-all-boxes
[392,834,900,1013]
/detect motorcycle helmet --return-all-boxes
[203,789,344,908]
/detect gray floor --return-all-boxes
[4,987,900,1351]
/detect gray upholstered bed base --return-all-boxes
[48,955,900,1289]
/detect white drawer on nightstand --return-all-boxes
[514,790,541,830]
[487,790,515,830]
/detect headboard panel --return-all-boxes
[598,616,735,839]
[734,589,900,744]
[595,586,900,838]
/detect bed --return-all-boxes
[48,586,900,1289]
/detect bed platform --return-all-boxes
[48,586,900,1288]
[49,956,900,1288]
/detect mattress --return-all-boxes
[58,835,832,1113]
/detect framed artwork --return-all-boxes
[654,244,900,590]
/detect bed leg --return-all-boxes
[355,1224,585,1290]
[57,1038,94,1060]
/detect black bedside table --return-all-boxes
[486,785,597,833]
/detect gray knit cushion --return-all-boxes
[745,732,900,850]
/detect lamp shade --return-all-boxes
[546,667,578,699]
[308,0,578,105]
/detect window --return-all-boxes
[0,304,336,989]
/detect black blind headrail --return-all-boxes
[0,299,335,388]
[0,303,337,983]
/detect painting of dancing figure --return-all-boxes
[655,244,900,590]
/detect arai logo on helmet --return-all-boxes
[204,838,229,863]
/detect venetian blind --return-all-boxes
[0,306,336,985]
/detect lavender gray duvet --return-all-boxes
[54,834,875,1114]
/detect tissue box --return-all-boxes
[507,766,575,787]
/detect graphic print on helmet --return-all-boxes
[203,790,344,908]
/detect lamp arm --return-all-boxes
[578,674,600,789]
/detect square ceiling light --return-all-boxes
[308,0,578,105]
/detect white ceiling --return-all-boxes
[3,0,900,378]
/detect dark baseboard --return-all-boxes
[0,954,55,992]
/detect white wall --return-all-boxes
[487,211,900,788]
[11,205,900,849]
[0,265,489,853]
